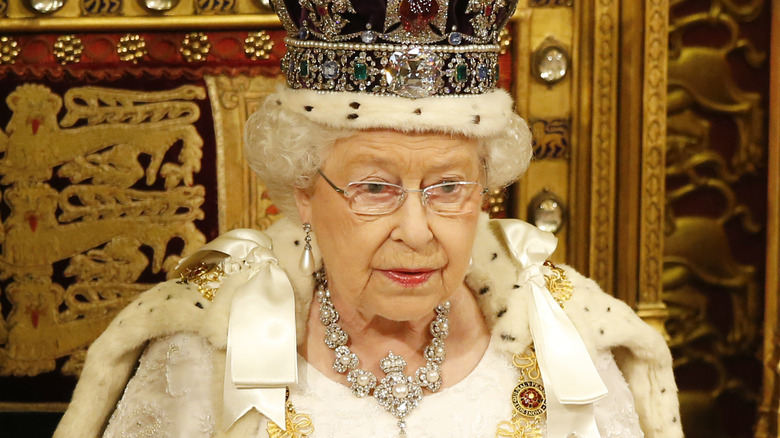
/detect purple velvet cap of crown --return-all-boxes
[271,0,518,46]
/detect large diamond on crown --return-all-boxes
[383,47,443,98]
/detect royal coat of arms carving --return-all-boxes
[0,84,207,377]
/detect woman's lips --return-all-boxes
[381,269,435,287]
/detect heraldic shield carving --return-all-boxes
[0,84,207,377]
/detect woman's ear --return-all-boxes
[293,186,313,224]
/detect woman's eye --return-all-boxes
[439,183,458,193]
[365,183,387,194]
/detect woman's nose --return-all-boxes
[390,191,434,249]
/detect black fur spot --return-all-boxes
[350,102,360,109]
[584,307,590,312]
[304,106,313,112]
[660,388,666,393]
[149,308,154,313]
[672,417,678,423]
[166,295,172,300]
[491,253,498,260]
[138,301,143,306]
[294,240,300,246]
[599,329,604,335]
[413,108,422,115]
[195,302,204,309]
[276,100,282,105]
[606,306,611,312]
[347,113,359,120]
[512,284,520,289]
[501,334,516,342]
[496,308,507,318]
[479,286,490,295]
[473,115,481,124]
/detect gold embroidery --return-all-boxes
[267,400,315,438]
[0,84,206,377]
[178,263,225,302]
[543,260,572,307]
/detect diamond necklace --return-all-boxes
[315,269,450,437]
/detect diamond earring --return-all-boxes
[299,222,315,274]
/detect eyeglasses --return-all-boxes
[317,169,488,216]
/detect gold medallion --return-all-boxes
[511,381,546,417]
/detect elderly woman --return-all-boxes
[55,1,682,437]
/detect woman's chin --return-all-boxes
[369,295,445,322]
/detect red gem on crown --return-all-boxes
[399,0,439,34]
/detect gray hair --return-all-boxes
[244,95,533,216]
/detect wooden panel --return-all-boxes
[756,2,780,436]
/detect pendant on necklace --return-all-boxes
[374,353,424,419]
[398,419,408,437]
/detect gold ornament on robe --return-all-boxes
[267,400,314,438]
[543,260,573,307]
[496,261,572,438]
[496,349,546,438]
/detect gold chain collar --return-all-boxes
[496,260,573,438]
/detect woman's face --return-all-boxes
[295,130,483,322]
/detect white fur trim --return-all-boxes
[273,87,516,138]
[56,215,682,438]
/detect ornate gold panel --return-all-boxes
[585,0,619,294]
[508,1,670,320]
[665,0,770,436]
[636,0,670,331]
[206,74,283,233]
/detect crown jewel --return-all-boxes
[272,0,518,98]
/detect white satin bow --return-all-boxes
[175,229,298,431]
[499,220,608,438]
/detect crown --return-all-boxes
[271,0,518,98]
[380,352,408,373]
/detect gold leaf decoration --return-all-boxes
[244,31,274,60]
[498,27,511,55]
[117,34,147,64]
[181,32,211,63]
[0,36,20,65]
[54,35,84,65]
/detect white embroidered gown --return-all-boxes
[103,333,643,438]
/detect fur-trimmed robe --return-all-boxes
[55,215,683,438]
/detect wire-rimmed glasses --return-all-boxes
[317,169,488,216]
